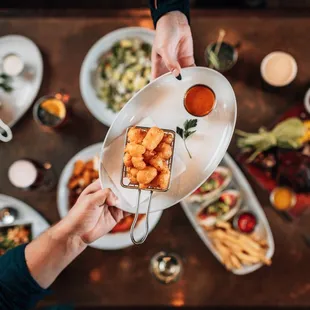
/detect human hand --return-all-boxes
[152,11,195,80]
[61,179,126,244]
[25,180,126,289]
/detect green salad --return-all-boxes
[96,38,152,113]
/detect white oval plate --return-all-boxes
[99,66,237,214]
[181,153,275,275]
[0,35,43,128]
[57,143,162,250]
[80,27,155,127]
[304,88,310,114]
[0,194,50,238]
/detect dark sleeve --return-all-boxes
[148,0,190,28]
[0,244,50,310]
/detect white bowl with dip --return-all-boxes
[304,88,310,114]
[2,53,24,77]
[260,51,297,87]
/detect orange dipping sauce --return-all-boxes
[184,84,216,117]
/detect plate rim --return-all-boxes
[79,27,155,127]
[0,34,43,128]
[99,66,237,213]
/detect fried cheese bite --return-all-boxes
[142,127,164,151]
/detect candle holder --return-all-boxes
[150,251,183,284]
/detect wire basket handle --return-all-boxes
[130,190,153,245]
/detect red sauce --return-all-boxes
[237,212,257,233]
[110,214,145,233]
[184,84,216,117]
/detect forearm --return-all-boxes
[148,0,190,27]
[25,220,87,289]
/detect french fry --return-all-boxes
[221,239,244,253]
[213,240,239,270]
[215,221,231,230]
[207,221,271,270]
[224,257,233,270]
[239,235,262,251]
[212,239,229,263]
[250,234,268,248]
[225,228,242,238]
[260,256,272,266]
[234,251,260,265]
[230,254,242,269]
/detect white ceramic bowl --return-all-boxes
[80,27,155,127]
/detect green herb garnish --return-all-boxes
[0,73,13,93]
[208,50,220,70]
[176,119,198,159]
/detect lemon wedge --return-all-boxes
[40,99,66,119]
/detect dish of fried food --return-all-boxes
[207,221,271,270]
[123,126,174,190]
[68,157,99,207]
[0,224,32,256]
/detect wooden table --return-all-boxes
[1,9,310,308]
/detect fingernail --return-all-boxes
[172,69,182,81]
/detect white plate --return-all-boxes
[80,27,155,127]
[304,88,310,114]
[99,66,237,214]
[57,143,162,250]
[0,35,43,128]
[0,194,50,238]
[181,153,275,275]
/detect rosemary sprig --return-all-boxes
[176,119,198,159]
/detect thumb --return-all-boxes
[88,188,117,209]
[159,48,182,80]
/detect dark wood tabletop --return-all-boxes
[1,9,310,308]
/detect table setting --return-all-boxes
[0,9,310,308]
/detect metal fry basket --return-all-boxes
[121,126,176,245]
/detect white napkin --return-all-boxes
[102,117,186,209]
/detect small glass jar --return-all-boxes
[205,41,238,72]
[33,92,70,129]
[270,187,297,211]
[150,251,183,284]
[8,159,55,191]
